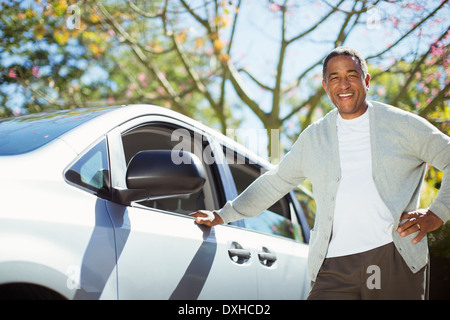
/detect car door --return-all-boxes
[105,116,258,299]
[221,146,311,299]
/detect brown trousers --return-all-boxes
[307,242,428,300]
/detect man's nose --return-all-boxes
[339,77,350,89]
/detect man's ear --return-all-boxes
[322,79,328,93]
[364,73,371,91]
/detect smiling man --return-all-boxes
[191,47,450,300]
[322,52,370,119]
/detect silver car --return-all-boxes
[0,105,311,300]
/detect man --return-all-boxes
[190,47,449,299]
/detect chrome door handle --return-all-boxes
[228,242,251,264]
[228,249,251,259]
[258,247,276,266]
[258,252,276,262]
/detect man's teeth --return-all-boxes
[338,93,353,97]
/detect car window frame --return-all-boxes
[220,144,309,243]
[63,135,112,200]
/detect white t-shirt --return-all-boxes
[326,110,394,258]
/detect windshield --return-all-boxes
[0,107,116,155]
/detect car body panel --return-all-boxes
[0,104,311,299]
[107,202,258,299]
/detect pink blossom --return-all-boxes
[407,3,424,10]
[376,87,386,96]
[288,120,294,129]
[425,58,435,67]
[205,47,214,55]
[12,107,21,116]
[32,66,40,78]
[156,86,165,95]
[269,3,280,12]
[137,72,147,87]
[390,16,398,28]
[8,69,17,78]
[431,45,444,57]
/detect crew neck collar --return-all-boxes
[337,107,369,124]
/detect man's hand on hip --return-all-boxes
[397,209,443,244]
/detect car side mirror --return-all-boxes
[113,150,206,206]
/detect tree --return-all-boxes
[1,0,448,160]
[1,0,228,127]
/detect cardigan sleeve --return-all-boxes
[407,114,450,222]
[217,129,309,224]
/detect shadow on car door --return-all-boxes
[73,199,126,300]
[168,224,216,300]
[106,201,258,299]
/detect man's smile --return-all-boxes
[337,92,354,101]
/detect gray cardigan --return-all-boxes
[218,101,450,281]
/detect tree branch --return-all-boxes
[224,59,267,120]
[95,0,185,113]
[281,87,325,123]
[125,0,163,19]
[418,82,450,117]
[366,0,449,61]
[171,33,218,111]
[272,0,288,120]
[390,27,450,107]
[179,0,211,31]
[238,68,273,91]
[286,0,345,44]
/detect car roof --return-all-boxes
[0,104,270,167]
[0,106,118,155]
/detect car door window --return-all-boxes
[224,148,305,242]
[121,124,222,214]
[64,137,111,199]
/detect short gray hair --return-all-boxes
[322,46,368,82]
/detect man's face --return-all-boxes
[322,55,370,119]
